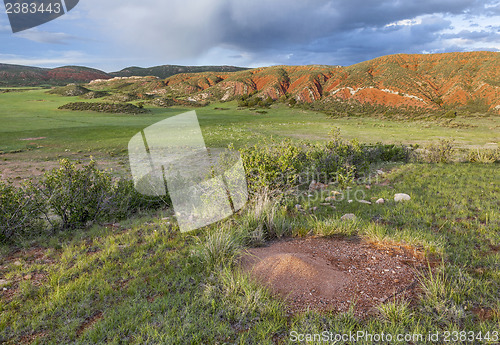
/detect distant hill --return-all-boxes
[88,51,500,113]
[110,65,248,79]
[0,63,248,86]
[0,64,111,86]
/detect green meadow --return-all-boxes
[0,88,499,344]
[1,89,498,158]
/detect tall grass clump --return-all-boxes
[467,148,499,163]
[193,227,244,270]
[239,189,296,242]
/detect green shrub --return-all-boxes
[1,160,171,241]
[364,143,416,163]
[0,182,43,242]
[239,133,414,195]
[238,138,305,194]
[58,102,149,114]
[442,110,457,118]
[35,159,114,229]
[423,139,455,163]
[109,179,170,219]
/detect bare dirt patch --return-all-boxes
[0,156,130,184]
[241,236,426,318]
[76,311,103,336]
[19,137,47,141]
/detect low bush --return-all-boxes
[110,179,170,219]
[34,159,114,229]
[238,132,415,195]
[0,160,172,242]
[58,102,149,114]
[423,139,455,163]
[0,182,43,242]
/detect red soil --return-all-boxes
[240,237,429,318]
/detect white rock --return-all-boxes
[341,213,356,221]
[295,204,302,210]
[13,261,22,266]
[394,193,411,202]
[376,169,384,175]
[348,200,353,203]
[358,200,372,205]
[376,198,385,204]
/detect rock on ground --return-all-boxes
[394,193,411,202]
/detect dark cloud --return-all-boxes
[442,29,500,43]
[81,0,500,66]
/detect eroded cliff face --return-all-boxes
[89,52,500,112]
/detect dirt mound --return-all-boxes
[48,84,90,96]
[241,237,424,317]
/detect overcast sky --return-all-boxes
[1,0,499,71]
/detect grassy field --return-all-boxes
[1,89,498,157]
[0,89,499,344]
[0,163,498,344]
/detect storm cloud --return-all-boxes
[2,0,499,68]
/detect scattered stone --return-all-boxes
[13,261,22,266]
[348,200,353,203]
[394,193,411,202]
[24,274,32,280]
[331,191,342,196]
[358,200,372,205]
[341,213,356,221]
[309,180,328,191]
[376,198,385,204]
[295,204,302,210]
[162,217,170,221]
[324,196,336,202]
[311,207,318,211]
[376,169,384,175]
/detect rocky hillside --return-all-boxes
[89,51,500,113]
